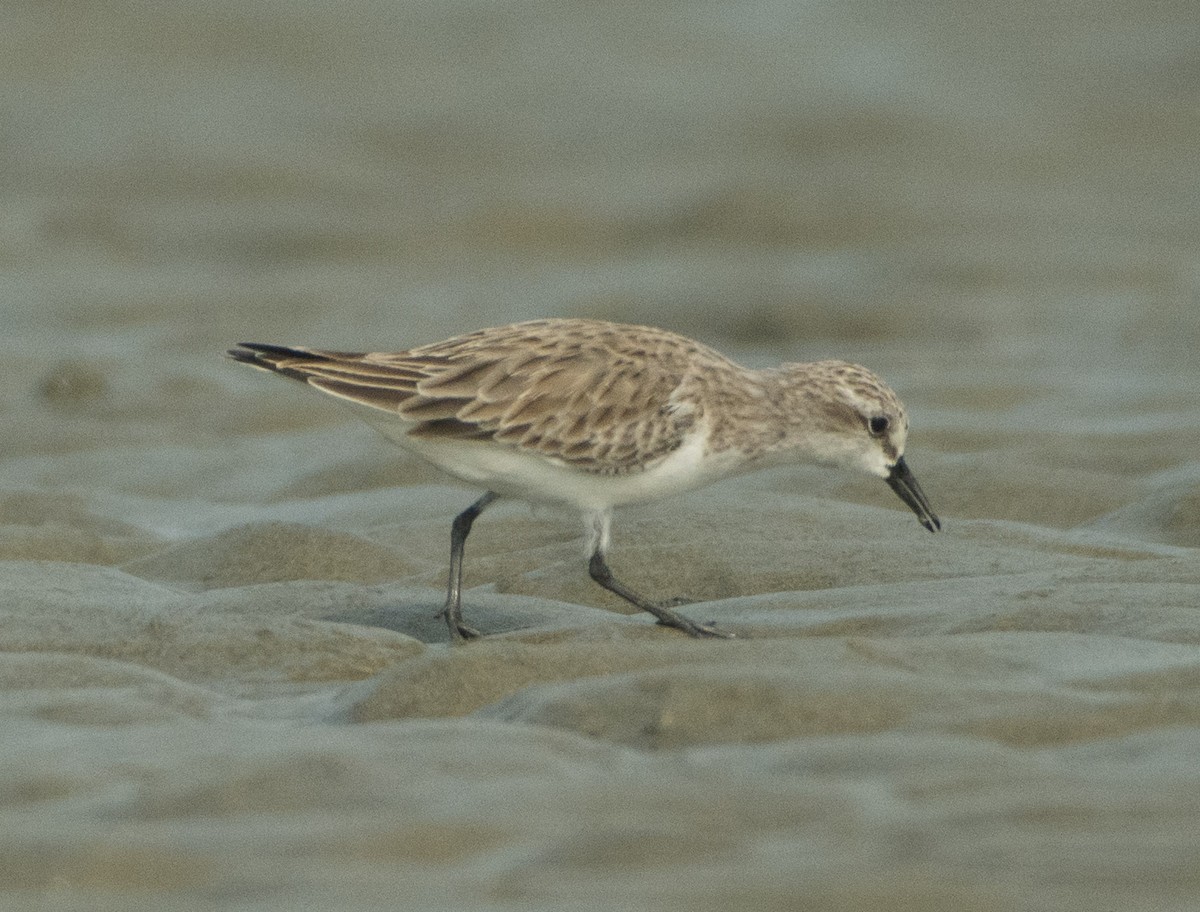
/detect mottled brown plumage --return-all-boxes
[232,319,735,474]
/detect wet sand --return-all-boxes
[3,1,1199,909]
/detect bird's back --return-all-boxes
[229,318,739,477]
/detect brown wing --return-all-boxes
[228,319,709,473]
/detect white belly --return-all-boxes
[367,414,744,512]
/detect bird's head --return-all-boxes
[778,360,941,532]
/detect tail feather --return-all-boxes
[227,342,358,382]
[227,342,424,413]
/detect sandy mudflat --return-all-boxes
[3,0,1200,909]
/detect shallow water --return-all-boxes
[3,1,1200,909]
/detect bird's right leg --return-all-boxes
[439,492,497,642]
[583,510,732,638]
[587,550,731,638]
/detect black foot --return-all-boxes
[436,607,482,643]
[658,615,735,639]
[648,601,734,638]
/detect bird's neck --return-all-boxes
[702,364,848,468]
[700,366,791,462]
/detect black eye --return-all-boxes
[868,415,890,436]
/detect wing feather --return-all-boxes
[229,320,723,474]
[308,378,417,411]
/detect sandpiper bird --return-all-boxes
[229,318,940,641]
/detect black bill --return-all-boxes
[885,456,942,532]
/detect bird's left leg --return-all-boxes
[439,491,497,642]
[583,510,732,639]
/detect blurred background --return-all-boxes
[3,5,1200,908]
